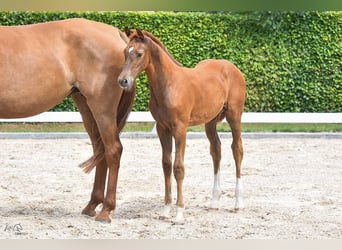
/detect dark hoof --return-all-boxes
[82,209,96,217]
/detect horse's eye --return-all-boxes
[136,52,143,58]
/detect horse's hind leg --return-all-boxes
[156,123,173,219]
[226,105,244,210]
[162,123,187,225]
[205,119,222,209]
[71,92,107,217]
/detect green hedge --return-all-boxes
[1,11,341,112]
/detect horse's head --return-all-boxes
[118,28,149,90]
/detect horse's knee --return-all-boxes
[113,141,123,155]
[104,141,123,164]
[173,163,184,180]
[210,143,221,160]
[231,138,243,153]
[163,164,172,177]
[162,156,172,173]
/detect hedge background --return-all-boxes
[0,11,341,112]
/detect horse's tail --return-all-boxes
[79,137,105,174]
[79,83,136,174]
[117,81,136,132]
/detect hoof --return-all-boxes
[95,215,111,223]
[95,217,111,223]
[171,218,185,225]
[95,210,112,223]
[210,199,220,210]
[172,207,185,225]
[234,199,245,211]
[82,209,96,217]
[159,215,170,220]
[159,205,171,220]
[233,207,245,214]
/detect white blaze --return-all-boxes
[128,46,134,53]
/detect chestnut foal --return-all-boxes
[118,28,245,224]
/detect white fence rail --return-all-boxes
[0,112,341,124]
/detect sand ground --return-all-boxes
[0,134,341,239]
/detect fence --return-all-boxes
[0,112,341,123]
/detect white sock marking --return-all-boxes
[210,172,221,209]
[160,204,171,219]
[235,178,244,209]
[173,206,185,224]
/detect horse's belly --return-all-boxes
[0,97,68,119]
[189,107,224,126]
[188,93,226,125]
[0,56,72,118]
[0,82,70,118]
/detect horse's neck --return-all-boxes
[145,40,180,97]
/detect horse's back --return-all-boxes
[194,58,245,94]
[187,59,245,117]
[0,18,126,118]
[0,18,124,54]
[192,59,244,90]
[195,59,244,80]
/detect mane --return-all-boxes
[142,31,183,67]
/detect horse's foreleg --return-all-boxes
[71,93,107,217]
[172,125,187,224]
[156,123,173,219]
[226,108,244,210]
[205,120,222,209]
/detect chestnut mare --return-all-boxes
[0,18,136,223]
[118,29,246,224]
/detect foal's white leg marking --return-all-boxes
[159,204,171,219]
[210,172,221,209]
[173,206,185,225]
[235,178,244,210]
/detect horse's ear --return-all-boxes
[124,27,131,37]
[136,29,145,41]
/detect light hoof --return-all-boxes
[172,207,185,225]
[234,199,245,211]
[171,218,185,225]
[159,205,171,220]
[159,215,170,220]
[210,199,220,210]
